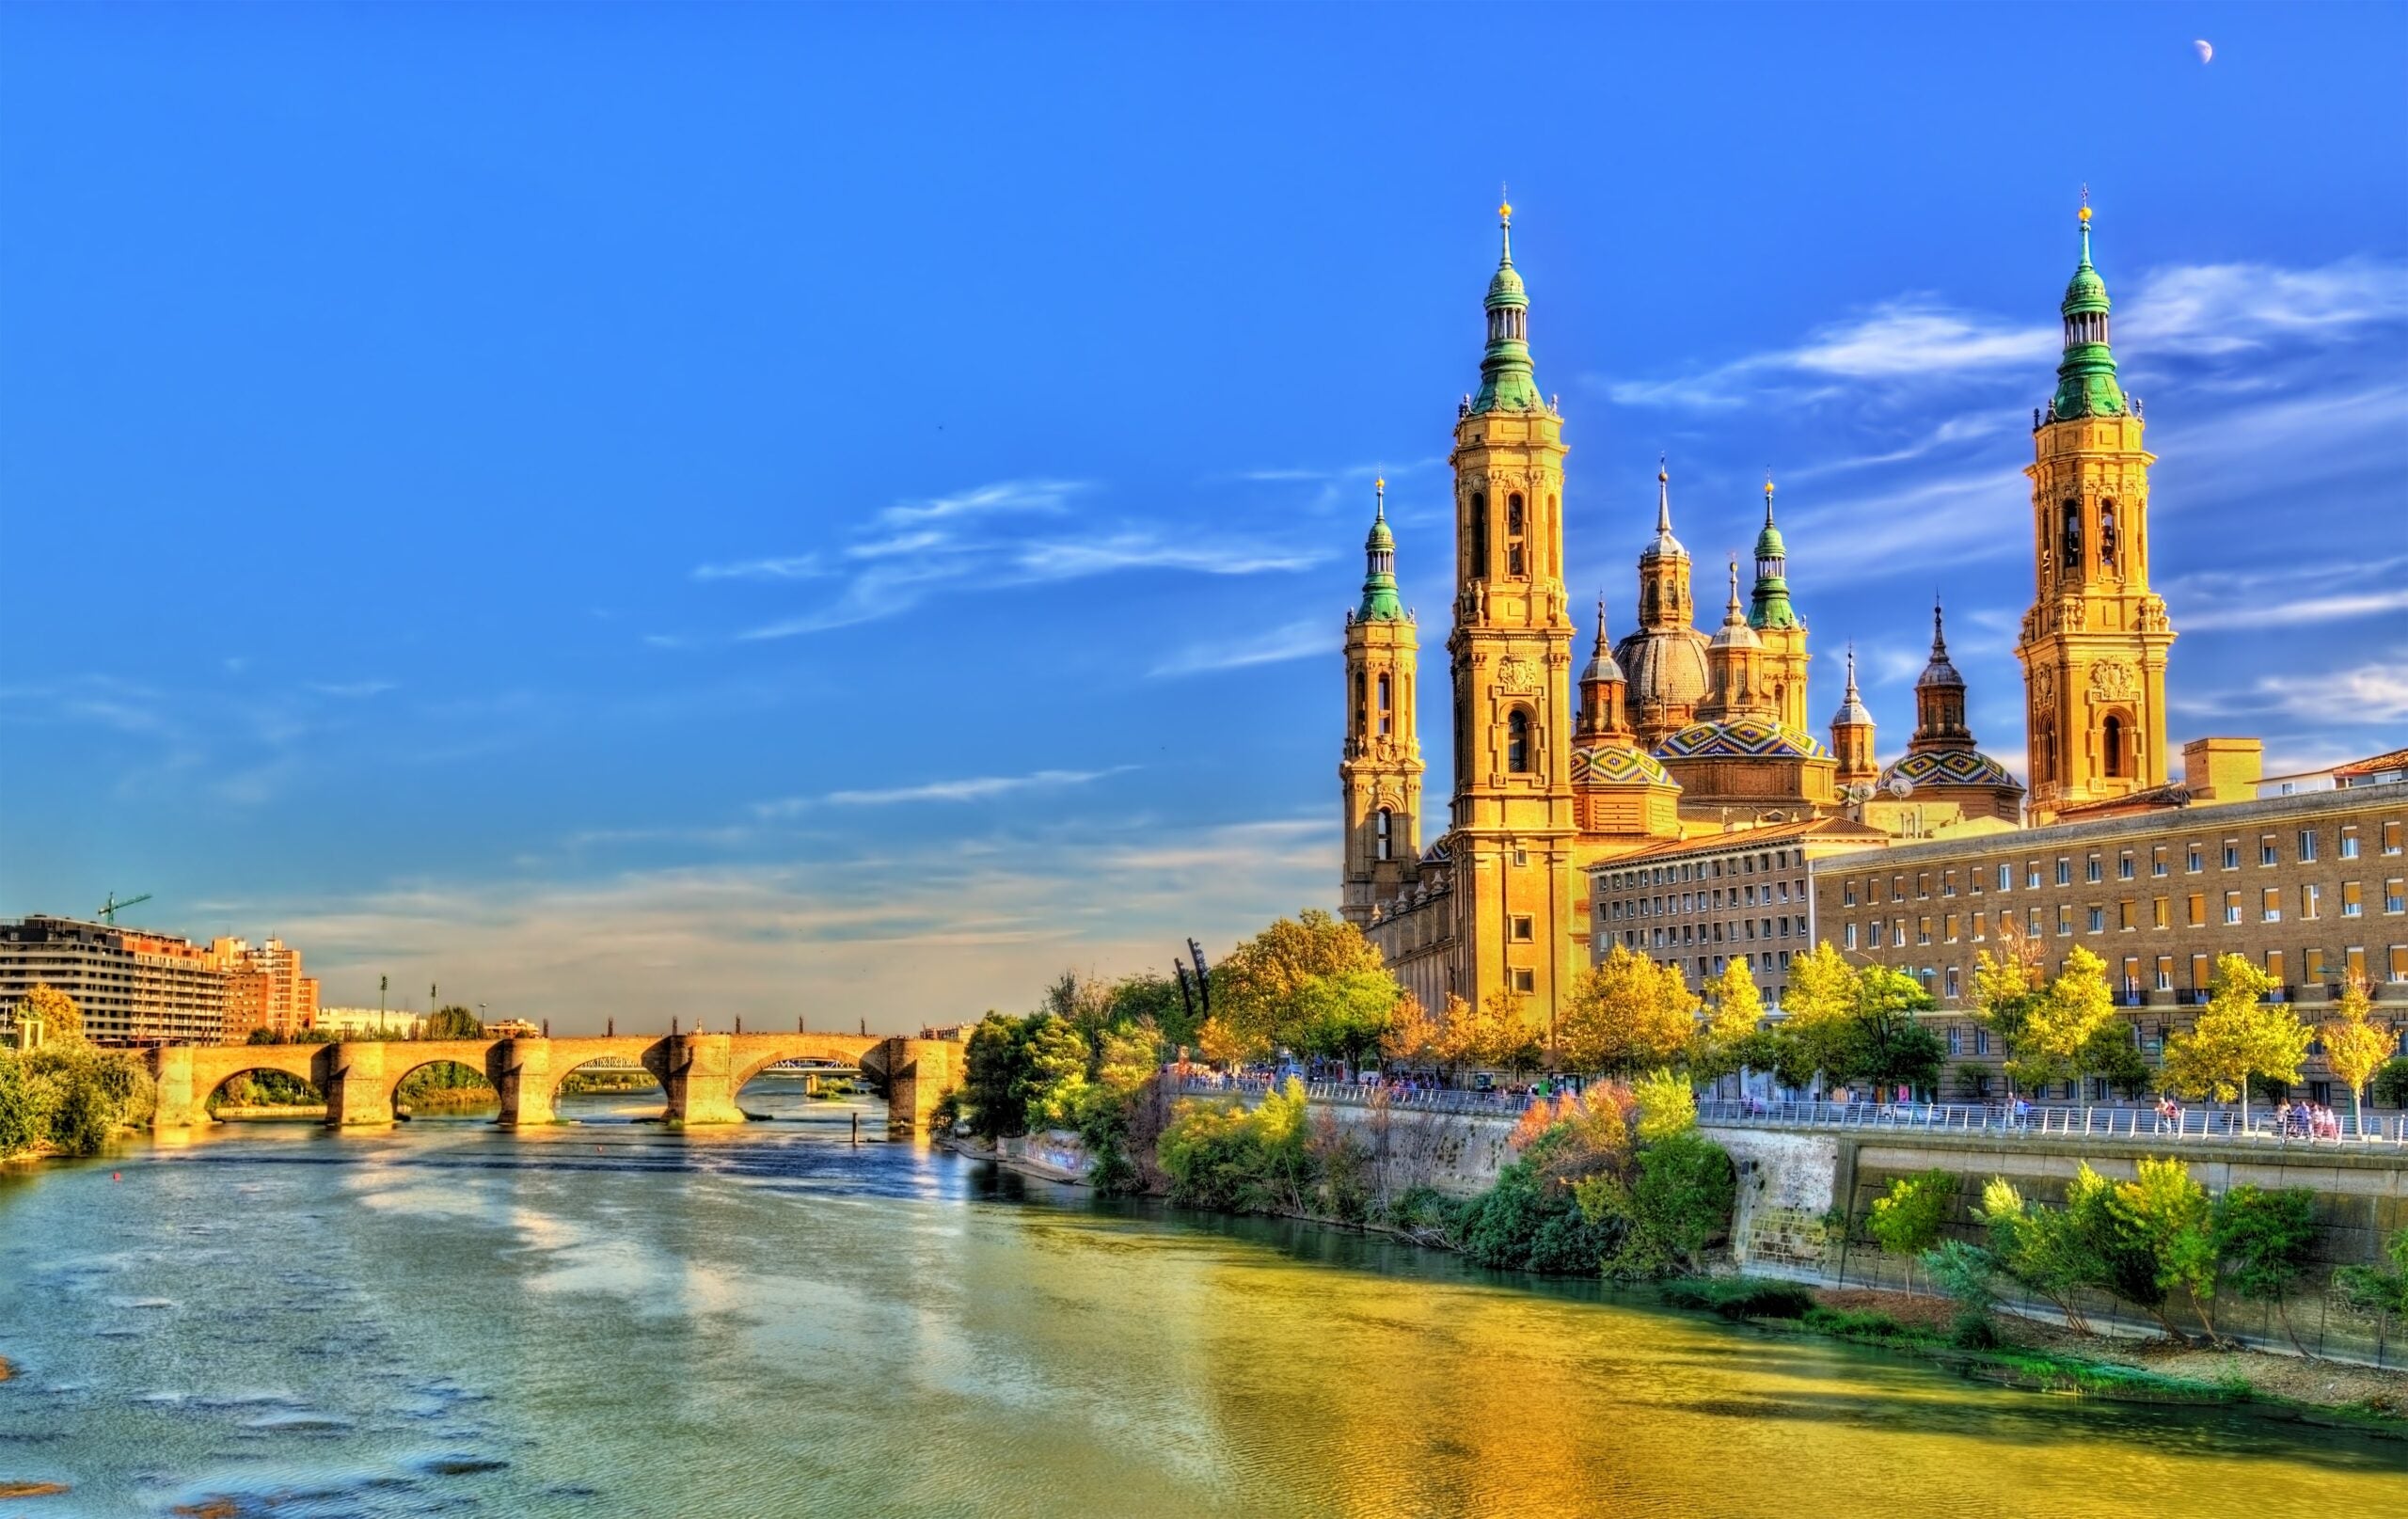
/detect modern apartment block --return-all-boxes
[0,916,229,1046]
[208,937,320,1040]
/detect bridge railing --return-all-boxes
[1692,1098,2408,1147]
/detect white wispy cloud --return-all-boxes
[752,766,1130,817]
[692,554,830,582]
[2162,555,2408,632]
[2122,257,2408,356]
[689,476,1329,644]
[1600,257,2408,411]
[1149,619,1335,678]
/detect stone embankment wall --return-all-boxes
[1312,1102,1520,1197]
[1705,1124,2408,1367]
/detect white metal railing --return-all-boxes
[1170,1076,2408,1146]
[1692,1098,2408,1147]
[1171,1074,1530,1117]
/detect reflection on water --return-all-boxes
[2,1084,2400,1518]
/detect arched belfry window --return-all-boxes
[1470,493,1489,579]
[2102,714,2128,779]
[1506,494,1527,577]
[1507,709,1532,774]
[1375,808,1393,862]
[1354,672,1367,739]
[1376,672,1393,736]
[2099,502,2119,568]
[2061,501,2083,571]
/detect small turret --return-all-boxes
[1577,594,1630,739]
[1909,599,1972,751]
[1705,560,1765,717]
[1830,644,1878,785]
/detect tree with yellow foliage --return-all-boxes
[2321,975,2394,1133]
[1691,957,1764,1079]
[1777,941,1861,1093]
[1378,994,1437,1068]
[2012,945,2122,1092]
[2163,954,2310,1131]
[1558,945,1697,1076]
[1209,910,1390,1054]
[12,984,81,1046]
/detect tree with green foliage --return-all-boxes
[2375,1057,2408,1111]
[2105,1156,2220,1341]
[2319,976,2393,1132]
[1015,1014,1092,1131]
[1844,966,1945,1098]
[2212,1185,2318,1353]
[1209,910,1391,1056]
[1288,968,1400,1068]
[961,1013,1033,1140]
[2163,955,2308,1131]
[1594,1130,1735,1277]
[1157,1077,1311,1215]
[2337,1226,2408,1327]
[0,1052,38,1156]
[423,1005,484,1040]
[1869,1170,1957,1291]
[1558,945,1696,1076]
[1978,1176,2100,1335]
[2078,1021,2152,1100]
[1106,971,1195,1051]
[1920,1239,2003,1346]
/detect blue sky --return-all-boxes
[4,4,2403,1032]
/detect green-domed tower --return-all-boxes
[1749,473,1811,733]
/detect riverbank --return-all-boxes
[946,1126,2408,1430]
[1736,1282,2408,1433]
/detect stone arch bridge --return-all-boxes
[147,1032,962,1134]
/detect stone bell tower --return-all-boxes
[1340,480,1423,926]
[2017,196,2176,822]
[1443,196,1578,1027]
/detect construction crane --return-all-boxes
[95,892,152,925]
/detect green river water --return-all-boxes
[1,1084,2400,1518]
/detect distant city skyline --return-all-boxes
[4,5,2403,1030]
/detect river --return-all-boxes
[1,1084,2400,1517]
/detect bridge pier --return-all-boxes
[880,1036,963,1137]
[493,1037,557,1128]
[324,1041,395,1127]
[150,1044,201,1131]
[661,1033,745,1126]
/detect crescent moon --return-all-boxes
[2194,39,2212,64]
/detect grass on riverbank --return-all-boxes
[1659,1277,2408,1432]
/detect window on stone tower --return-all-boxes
[1354,672,1367,739]
[1377,673,1392,736]
[1470,494,1489,579]
[1507,709,1531,773]
[2061,501,2082,570]
[2099,502,2119,568]
[1507,494,1526,577]
[2102,715,2128,779]
[1375,809,1393,862]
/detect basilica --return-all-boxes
[1340,198,2170,1023]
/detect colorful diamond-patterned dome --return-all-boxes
[1654,717,1829,762]
[1880,748,2019,791]
[1572,745,1675,789]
